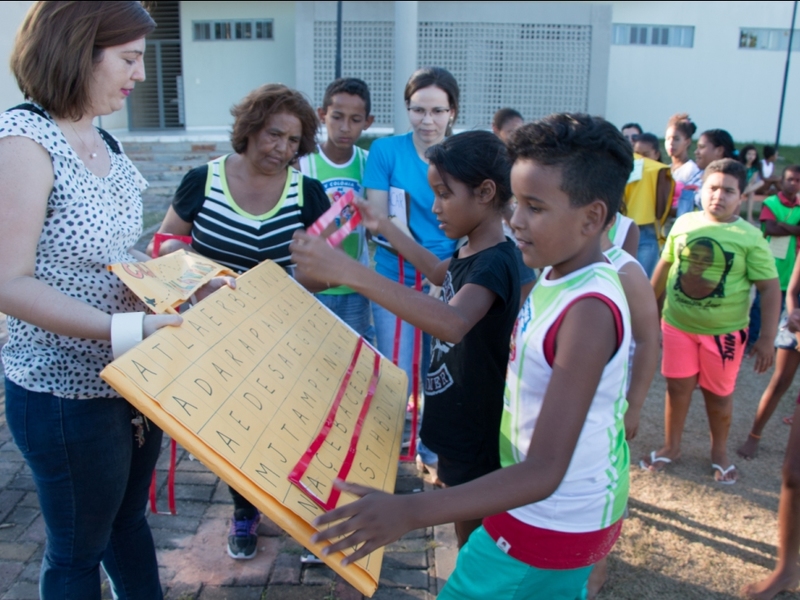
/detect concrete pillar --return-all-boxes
[393,1,418,135]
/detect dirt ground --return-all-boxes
[603,351,800,599]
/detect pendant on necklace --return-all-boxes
[89,152,97,159]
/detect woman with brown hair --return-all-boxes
[0,2,182,598]
[363,67,461,482]
[150,83,329,560]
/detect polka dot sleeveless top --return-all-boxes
[0,107,148,399]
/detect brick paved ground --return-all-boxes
[0,314,457,600]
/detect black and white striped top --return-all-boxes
[172,155,329,273]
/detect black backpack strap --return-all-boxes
[8,102,122,155]
[96,128,121,155]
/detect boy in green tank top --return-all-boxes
[737,165,800,460]
[760,166,800,293]
[298,78,375,339]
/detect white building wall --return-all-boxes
[180,1,297,130]
[297,1,611,131]
[607,0,800,144]
[0,2,34,111]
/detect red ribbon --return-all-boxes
[151,232,193,257]
[307,189,362,247]
[288,337,381,510]
[149,438,177,515]
[395,255,422,462]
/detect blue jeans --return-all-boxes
[371,300,437,465]
[315,291,374,342]
[5,380,163,600]
[637,224,660,278]
[676,187,696,218]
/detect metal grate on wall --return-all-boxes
[312,20,592,130]
[418,22,592,129]
[128,0,184,130]
[313,21,395,127]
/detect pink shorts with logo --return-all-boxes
[661,320,748,396]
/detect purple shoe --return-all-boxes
[227,510,260,559]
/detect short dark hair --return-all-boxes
[782,164,800,178]
[321,77,371,116]
[493,108,523,131]
[700,129,736,159]
[667,113,697,139]
[764,145,777,160]
[507,113,633,225]
[425,130,513,210]
[633,132,661,161]
[621,122,643,134]
[404,66,460,132]
[11,1,155,120]
[230,84,318,157]
[704,158,747,193]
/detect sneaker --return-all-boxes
[300,549,324,564]
[227,510,260,560]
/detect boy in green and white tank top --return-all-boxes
[298,78,375,338]
[309,115,639,600]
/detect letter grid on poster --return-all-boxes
[101,260,408,596]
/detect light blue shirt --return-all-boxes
[363,133,457,285]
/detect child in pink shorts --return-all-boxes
[642,158,781,484]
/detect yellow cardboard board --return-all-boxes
[101,261,407,596]
[108,250,236,314]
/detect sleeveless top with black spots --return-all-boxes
[0,106,148,399]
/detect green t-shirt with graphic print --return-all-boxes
[661,212,777,335]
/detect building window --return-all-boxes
[612,24,694,48]
[740,28,800,51]
[193,20,273,41]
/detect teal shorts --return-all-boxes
[438,526,591,600]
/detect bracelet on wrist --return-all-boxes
[111,312,145,359]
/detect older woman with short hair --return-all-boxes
[151,83,329,560]
[151,84,328,280]
[0,2,185,598]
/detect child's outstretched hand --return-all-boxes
[354,199,385,234]
[748,336,775,373]
[290,230,352,287]
[310,479,416,565]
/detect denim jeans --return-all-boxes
[676,187,696,218]
[315,291,374,342]
[637,224,660,278]
[5,379,163,600]
[371,301,437,465]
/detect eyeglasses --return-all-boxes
[407,106,451,119]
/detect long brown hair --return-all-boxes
[11,1,155,120]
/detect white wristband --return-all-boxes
[111,312,145,359]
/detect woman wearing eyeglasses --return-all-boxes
[362,67,460,481]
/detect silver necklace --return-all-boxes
[69,122,98,159]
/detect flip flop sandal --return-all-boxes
[639,451,672,471]
[712,463,737,485]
